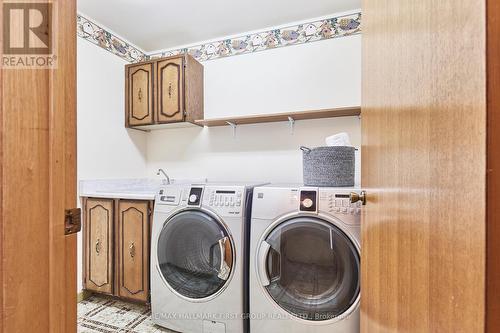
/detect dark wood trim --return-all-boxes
[0,2,3,329]
[81,197,87,290]
[125,66,129,128]
[487,0,500,331]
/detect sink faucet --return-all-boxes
[156,168,171,185]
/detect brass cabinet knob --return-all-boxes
[129,242,136,258]
[95,239,101,255]
[350,191,367,205]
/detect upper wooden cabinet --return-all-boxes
[125,54,204,129]
[126,63,154,127]
[84,199,114,295]
[156,57,184,123]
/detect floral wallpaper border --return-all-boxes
[149,12,361,62]
[77,14,147,62]
[77,12,361,63]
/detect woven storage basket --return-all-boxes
[301,146,355,187]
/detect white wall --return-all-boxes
[204,36,360,118]
[77,38,148,291]
[77,39,148,180]
[146,35,361,184]
[146,117,361,184]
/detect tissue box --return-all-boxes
[301,146,355,187]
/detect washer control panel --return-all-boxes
[208,189,242,207]
[156,187,181,205]
[204,188,244,216]
[155,185,247,217]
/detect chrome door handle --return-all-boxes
[350,191,367,205]
[217,236,232,280]
[258,241,271,286]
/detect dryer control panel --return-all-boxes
[299,190,318,213]
[319,190,362,225]
[204,188,244,217]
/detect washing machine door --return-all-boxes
[157,210,234,300]
[257,216,359,321]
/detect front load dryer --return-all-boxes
[151,182,265,333]
[249,185,362,333]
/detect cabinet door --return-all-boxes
[84,199,114,294]
[156,57,184,123]
[117,200,150,302]
[127,63,154,126]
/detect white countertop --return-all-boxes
[79,179,161,200]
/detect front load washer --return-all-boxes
[249,185,362,333]
[151,182,265,333]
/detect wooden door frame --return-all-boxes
[487,0,500,331]
[0,0,77,332]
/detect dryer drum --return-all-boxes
[261,217,360,321]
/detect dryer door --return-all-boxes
[157,210,234,300]
[257,216,359,321]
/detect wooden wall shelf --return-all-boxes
[195,107,361,127]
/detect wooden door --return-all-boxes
[117,200,150,302]
[126,63,154,127]
[84,199,114,295]
[361,1,486,332]
[156,57,185,123]
[0,0,78,332]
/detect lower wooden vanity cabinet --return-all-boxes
[116,200,150,302]
[83,198,114,295]
[83,198,152,303]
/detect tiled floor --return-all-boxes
[78,295,176,333]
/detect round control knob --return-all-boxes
[189,194,198,203]
[302,198,314,208]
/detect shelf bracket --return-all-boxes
[226,121,237,138]
[288,116,295,135]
